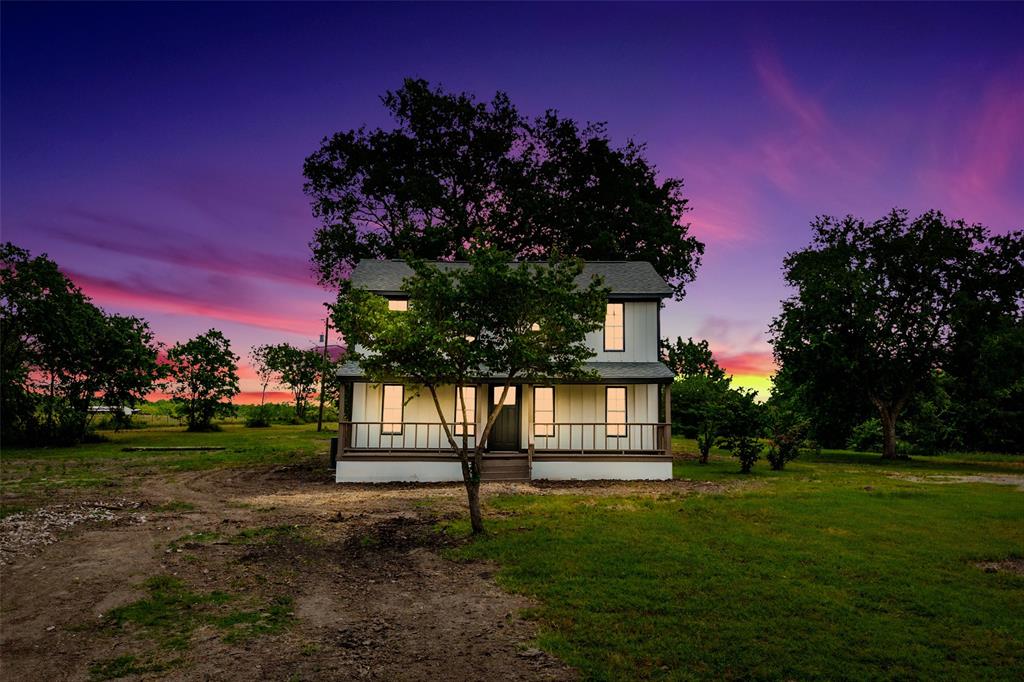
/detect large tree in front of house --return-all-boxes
[333,248,607,534]
[304,78,704,300]
[770,209,1023,459]
[661,336,727,382]
[165,329,240,431]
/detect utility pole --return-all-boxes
[316,313,330,432]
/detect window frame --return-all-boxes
[453,386,477,437]
[533,386,555,437]
[605,386,627,438]
[603,302,625,352]
[380,384,404,435]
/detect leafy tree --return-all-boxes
[165,330,239,431]
[770,210,1022,459]
[1,243,163,443]
[333,248,607,534]
[252,343,322,421]
[93,314,166,430]
[718,388,763,473]
[304,78,703,300]
[671,375,733,464]
[763,402,809,471]
[249,345,277,408]
[661,336,726,381]
[273,345,322,421]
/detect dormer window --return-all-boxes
[604,303,624,351]
[388,299,408,312]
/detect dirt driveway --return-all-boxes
[1,463,726,681]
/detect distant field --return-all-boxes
[1,423,332,500]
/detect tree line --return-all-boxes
[1,243,338,444]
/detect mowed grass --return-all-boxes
[1,423,333,495]
[455,439,1024,680]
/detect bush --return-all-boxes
[765,406,809,471]
[245,406,271,428]
[720,434,762,474]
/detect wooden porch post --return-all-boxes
[662,382,672,457]
[337,382,349,456]
[526,384,535,479]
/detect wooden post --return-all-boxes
[337,382,348,456]
[663,382,672,456]
[526,385,534,479]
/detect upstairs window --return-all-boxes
[606,386,626,437]
[388,299,408,311]
[534,386,554,437]
[381,384,404,434]
[453,386,476,436]
[604,303,624,351]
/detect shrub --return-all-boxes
[720,434,762,473]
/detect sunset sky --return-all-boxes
[3,2,1022,401]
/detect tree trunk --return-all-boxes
[465,477,484,535]
[878,405,899,459]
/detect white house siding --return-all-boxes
[349,382,485,450]
[585,301,659,362]
[523,384,659,451]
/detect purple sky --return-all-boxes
[3,2,1022,399]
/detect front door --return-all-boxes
[488,385,520,451]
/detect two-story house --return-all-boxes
[334,260,675,482]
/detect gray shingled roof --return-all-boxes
[350,260,672,299]
[336,360,674,383]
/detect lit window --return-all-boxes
[388,299,408,311]
[606,386,626,437]
[453,386,476,436]
[381,384,404,434]
[534,387,554,437]
[493,386,516,406]
[604,303,624,351]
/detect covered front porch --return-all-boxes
[334,378,674,481]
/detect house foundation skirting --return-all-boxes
[335,453,672,483]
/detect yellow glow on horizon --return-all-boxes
[729,374,773,402]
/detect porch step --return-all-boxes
[480,458,530,481]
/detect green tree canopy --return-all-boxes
[252,342,323,421]
[164,329,240,431]
[333,248,607,533]
[1,243,164,443]
[304,78,703,300]
[661,336,727,381]
[770,210,1023,459]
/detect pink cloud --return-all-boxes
[917,65,1024,229]
[40,209,320,288]
[67,269,319,336]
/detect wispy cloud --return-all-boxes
[67,269,319,335]
[39,208,319,288]
[917,64,1024,229]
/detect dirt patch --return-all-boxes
[1,466,587,680]
[0,498,146,566]
[975,558,1024,575]
[887,473,1024,491]
[1,464,738,679]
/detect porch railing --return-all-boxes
[339,421,670,455]
[532,422,668,454]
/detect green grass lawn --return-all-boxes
[455,438,1024,680]
[1,423,333,495]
